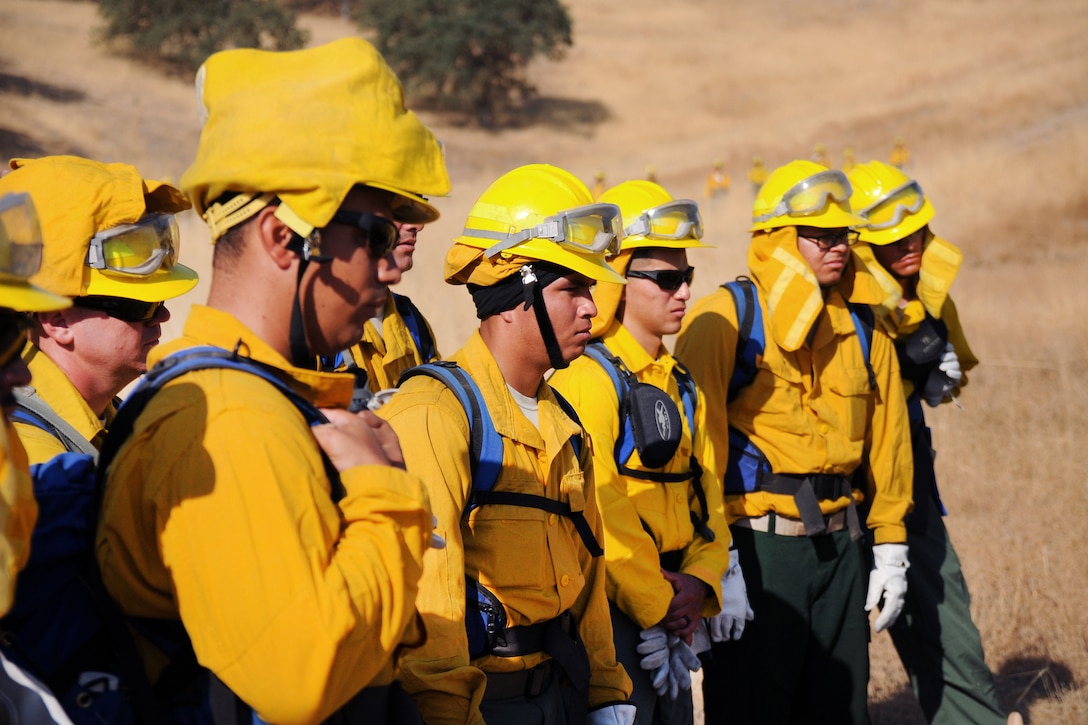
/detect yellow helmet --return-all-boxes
[599,181,712,254]
[0,192,71,312]
[848,160,934,245]
[0,156,199,303]
[750,159,865,232]
[452,164,625,284]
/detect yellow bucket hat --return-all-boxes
[181,37,451,240]
[0,156,198,303]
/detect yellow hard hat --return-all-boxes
[450,164,625,285]
[0,192,71,312]
[181,38,450,240]
[0,156,198,303]
[750,159,866,232]
[848,160,934,245]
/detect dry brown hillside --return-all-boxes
[2,0,1087,722]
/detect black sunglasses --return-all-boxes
[0,312,29,368]
[73,295,165,323]
[626,266,695,292]
[799,229,859,251]
[330,211,399,258]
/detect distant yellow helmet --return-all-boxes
[451,164,625,285]
[848,160,934,245]
[750,159,865,232]
[0,192,70,312]
[0,156,198,303]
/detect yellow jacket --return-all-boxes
[0,419,38,617]
[13,344,116,464]
[379,331,631,725]
[343,292,440,391]
[676,229,914,544]
[551,323,730,629]
[95,305,434,725]
[867,233,979,401]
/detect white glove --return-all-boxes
[937,342,962,383]
[667,636,700,697]
[865,543,910,632]
[587,703,637,725]
[707,549,754,642]
[636,625,670,672]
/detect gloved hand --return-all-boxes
[865,543,910,632]
[666,636,700,698]
[587,703,637,725]
[636,625,670,672]
[707,549,754,642]
[938,342,962,383]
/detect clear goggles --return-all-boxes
[624,199,703,240]
[0,192,44,279]
[856,180,926,231]
[753,169,853,224]
[86,213,179,276]
[472,203,623,259]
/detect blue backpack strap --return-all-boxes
[393,292,438,363]
[582,342,636,463]
[847,302,876,390]
[671,362,715,542]
[722,277,763,403]
[399,361,503,499]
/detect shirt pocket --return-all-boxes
[466,490,547,591]
[824,365,872,443]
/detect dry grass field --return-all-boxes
[2,0,1087,722]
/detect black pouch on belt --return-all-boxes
[624,381,683,469]
[465,577,507,659]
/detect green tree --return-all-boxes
[97,0,307,73]
[359,0,573,126]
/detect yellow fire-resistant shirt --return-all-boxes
[0,418,37,617]
[379,331,631,725]
[96,305,434,725]
[551,323,730,629]
[343,292,441,391]
[13,344,117,464]
[676,232,913,545]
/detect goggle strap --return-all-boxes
[205,192,277,242]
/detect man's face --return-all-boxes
[0,310,31,416]
[795,226,853,287]
[64,303,171,384]
[872,227,925,280]
[304,186,401,356]
[622,248,692,342]
[391,221,424,273]
[542,272,598,365]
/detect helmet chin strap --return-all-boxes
[520,265,568,371]
[286,231,332,368]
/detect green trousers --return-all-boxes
[700,525,870,725]
[889,418,1005,724]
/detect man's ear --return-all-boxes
[36,309,75,345]
[255,206,300,271]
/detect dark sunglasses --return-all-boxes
[0,312,29,368]
[799,229,859,251]
[330,210,399,258]
[73,295,165,323]
[626,266,695,292]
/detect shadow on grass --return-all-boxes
[0,127,46,158]
[0,72,85,103]
[871,686,927,725]
[997,655,1077,724]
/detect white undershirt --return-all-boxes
[507,384,539,428]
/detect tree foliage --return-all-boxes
[358,0,573,126]
[97,0,307,73]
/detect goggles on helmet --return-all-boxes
[624,200,703,240]
[753,170,853,225]
[856,180,926,231]
[470,203,623,259]
[86,213,179,277]
[0,192,44,279]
